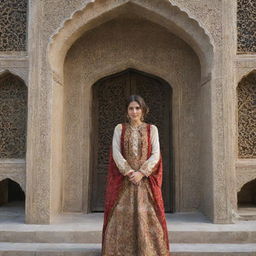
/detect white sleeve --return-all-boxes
[139,125,160,177]
[112,124,133,176]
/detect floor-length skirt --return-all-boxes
[102,177,169,256]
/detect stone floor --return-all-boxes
[238,206,256,220]
[0,201,256,255]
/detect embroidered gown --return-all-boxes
[102,122,170,256]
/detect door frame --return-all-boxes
[90,68,174,212]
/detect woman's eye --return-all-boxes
[136,107,140,110]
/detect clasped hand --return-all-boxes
[127,170,144,185]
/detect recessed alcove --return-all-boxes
[61,13,209,217]
[237,70,256,158]
[0,178,25,205]
[238,179,256,219]
[42,0,219,224]
[0,72,27,159]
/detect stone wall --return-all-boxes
[1,0,255,224]
[29,0,231,224]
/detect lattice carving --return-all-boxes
[96,75,127,168]
[237,0,256,53]
[0,0,27,51]
[130,72,170,157]
[0,74,27,158]
[237,72,256,158]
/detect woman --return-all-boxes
[102,95,170,256]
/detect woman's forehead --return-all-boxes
[128,101,140,107]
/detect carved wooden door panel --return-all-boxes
[91,71,130,211]
[130,70,172,212]
[91,69,173,212]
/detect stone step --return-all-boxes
[0,230,255,244]
[0,243,255,256]
[0,212,256,244]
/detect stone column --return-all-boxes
[25,0,52,224]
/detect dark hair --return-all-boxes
[125,95,149,121]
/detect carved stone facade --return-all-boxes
[0,74,27,158]
[237,0,256,53]
[0,0,27,51]
[237,72,256,158]
[0,0,255,226]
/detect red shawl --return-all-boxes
[102,123,170,251]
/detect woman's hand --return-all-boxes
[129,171,144,185]
[126,170,134,177]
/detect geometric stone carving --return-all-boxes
[237,71,256,158]
[237,0,256,53]
[48,0,214,82]
[0,0,27,51]
[0,73,27,158]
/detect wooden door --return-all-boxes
[91,69,173,212]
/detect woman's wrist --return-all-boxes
[126,169,135,177]
[138,170,146,177]
[138,171,144,177]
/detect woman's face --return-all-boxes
[127,101,143,122]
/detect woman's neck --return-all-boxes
[130,120,143,127]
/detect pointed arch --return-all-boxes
[237,69,256,85]
[0,69,27,86]
[47,0,214,84]
[0,177,25,194]
[237,178,256,206]
[0,72,28,158]
[237,70,256,158]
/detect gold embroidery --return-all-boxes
[102,178,169,256]
[123,122,148,171]
[102,123,169,256]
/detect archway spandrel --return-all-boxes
[48,0,214,81]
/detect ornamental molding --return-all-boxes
[47,0,214,81]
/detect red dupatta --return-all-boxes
[102,123,170,251]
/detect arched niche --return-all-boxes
[237,179,256,212]
[0,69,28,86]
[62,14,203,215]
[0,178,25,206]
[0,72,27,159]
[237,70,256,158]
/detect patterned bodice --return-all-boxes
[123,122,149,171]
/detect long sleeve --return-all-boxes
[112,124,133,176]
[139,125,160,177]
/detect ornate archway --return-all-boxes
[46,0,215,220]
[48,0,214,83]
